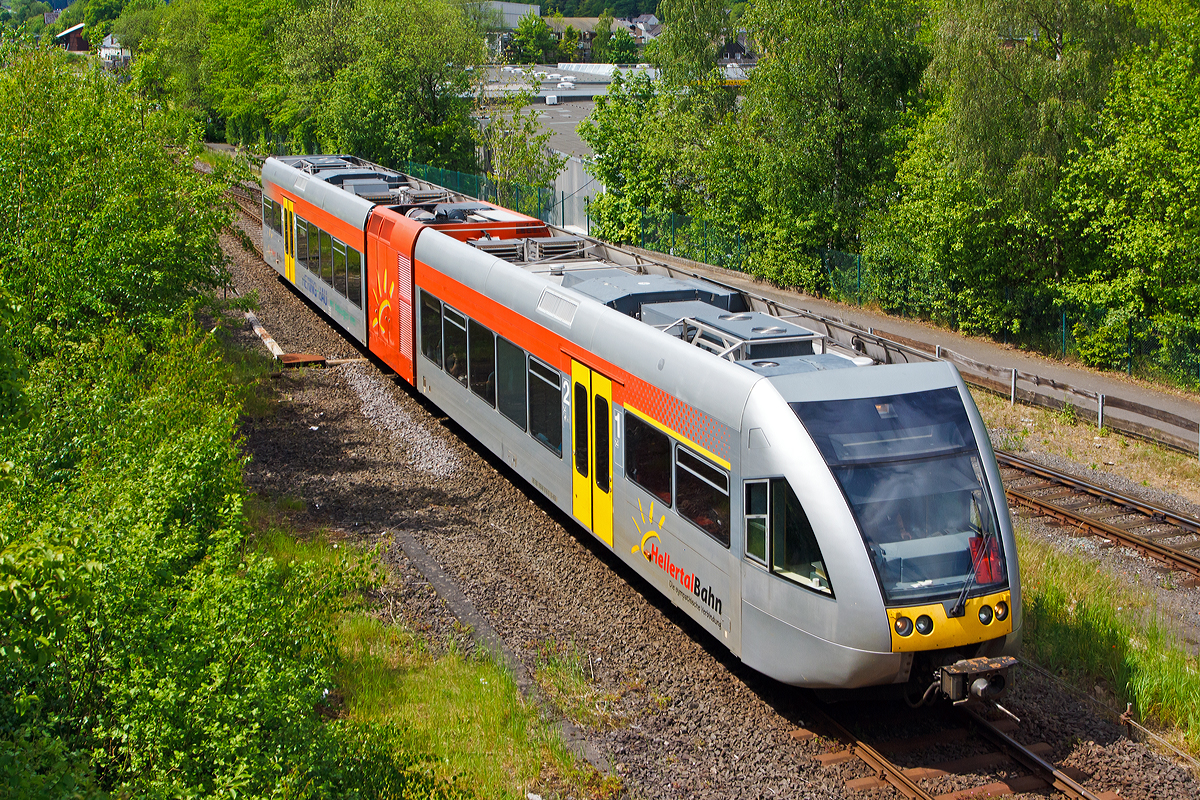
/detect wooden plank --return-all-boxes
[942,348,1013,380]
[870,328,937,355]
[935,775,1048,800]
[1103,395,1199,433]
[1016,370,1099,402]
[816,750,856,766]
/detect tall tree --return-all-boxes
[741,0,928,252]
[592,12,614,61]
[653,0,727,83]
[477,89,566,214]
[863,0,1140,335]
[509,11,557,63]
[1058,0,1200,367]
[285,0,483,169]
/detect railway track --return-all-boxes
[997,450,1200,578]
[801,694,1121,799]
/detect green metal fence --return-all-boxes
[584,204,1200,388]
[403,161,558,225]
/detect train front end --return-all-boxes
[738,361,1020,695]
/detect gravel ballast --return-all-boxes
[219,219,1197,799]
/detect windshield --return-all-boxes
[791,388,1007,605]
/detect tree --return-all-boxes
[863,0,1140,336]
[112,0,165,54]
[509,11,556,63]
[741,0,928,253]
[285,0,483,170]
[558,24,581,61]
[608,27,638,62]
[653,0,727,83]
[477,89,566,214]
[1058,0,1200,368]
[592,12,614,61]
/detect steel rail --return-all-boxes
[997,450,1200,536]
[800,700,938,800]
[961,706,1107,800]
[996,450,1200,577]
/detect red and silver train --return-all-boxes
[261,155,1021,698]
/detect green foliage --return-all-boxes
[508,11,556,64]
[653,0,727,83]
[743,0,928,254]
[0,42,230,351]
[110,0,162,53]
[607,28,638,62]
[591,12,614,62]
[1020,531,1200,747]
[1058,0,1200,368]
[557,24,580,62]
[0,41,483,798]
[281,0,482,170]
[478,89,567,209]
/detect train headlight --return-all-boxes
[894,616,914,637]
[915,615,934,635]
[978,605,994,625]
[995,601,1009,622]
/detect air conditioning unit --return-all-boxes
[469,238,526,262]
[526,236,587,260]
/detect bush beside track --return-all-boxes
[0,41,481,799]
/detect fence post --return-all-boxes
[936,345,942,359]
[704,219,709,264]
[561,190,565,227]
[1010,368,1017,406]
[1127,319,1134,375]
[640,209,645,249]
[1062,312,1067,356]
[856,254,862,303]
[1098,394,1105,430]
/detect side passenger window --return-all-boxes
[624,413,671,504]
[527,357,562,456]
[420,291,442,367]
[496,337,526,430]
[443,307,468,385]
[676,448,730,547]
[468,319,496,406]
[347,248,362,307]
[295,217,308,264]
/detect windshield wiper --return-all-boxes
[950,497,994,618]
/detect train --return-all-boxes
[260,154,1022,699]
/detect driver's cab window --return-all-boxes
[743,479,832,596]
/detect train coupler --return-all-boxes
[940,656,1018,703]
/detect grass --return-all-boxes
[244,498,615,798]
[535,639,627,730]
[1017,527,1200,751]
[971,388,1200,505]
[336,615,574,799]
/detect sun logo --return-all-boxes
[370,269,395,346]
[631,498,666,560]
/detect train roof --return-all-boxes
[459,230,876,383]
[263,155,543,234]
[264,155,951,413]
